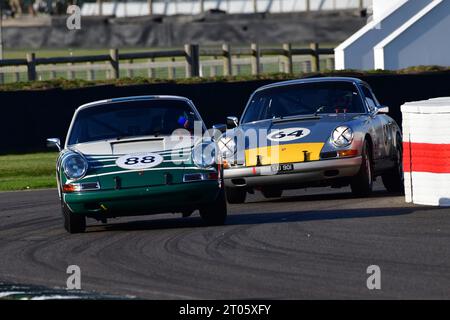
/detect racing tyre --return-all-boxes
[225,187,247,204]
[351,140,373,197]
[200,188,227,226]
[382,142,404,193]
[261,188,283,199]
[62,202,86,234]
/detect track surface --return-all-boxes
[0,182,449,299]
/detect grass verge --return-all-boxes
[0,152,58,191]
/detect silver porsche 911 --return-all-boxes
[217,77,404,203]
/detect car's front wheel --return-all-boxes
[225,187,247,204]
[200,188,227,226]
[62,202,86,234]
[351,140,373,197]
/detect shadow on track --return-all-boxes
[247,189,403,204]
[87,202,442,233]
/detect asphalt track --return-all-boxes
[0,182,449,299]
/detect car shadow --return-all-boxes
[87,200,443,233]
[247,189,403,204]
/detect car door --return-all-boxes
[360,85,391,167]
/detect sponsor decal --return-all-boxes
[116,152,163,170]
[267,128,311,142]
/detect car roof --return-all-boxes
[76,95,192,111]
[255,77,368,92]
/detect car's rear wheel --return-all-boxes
[382,141,404,193]
[200,188,227,226]
[225,187,247,204]
[261,187,283,199]
[62,202,86,234]
[351,140,373,197]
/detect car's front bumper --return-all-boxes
[63,180,221,216]
[223,156,362,188]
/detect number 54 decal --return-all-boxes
[267,127,311,142]
[116,152,164,170]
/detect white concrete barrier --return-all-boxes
[402,97,450,206]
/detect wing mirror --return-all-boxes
[377,106,390,114]
[226,116,239,129]
[46,138,61,151]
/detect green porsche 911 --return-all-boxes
[47,95,227,233]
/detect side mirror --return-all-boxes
[46,138,61,151]
[377,106,389,114]
[226,116,239,129]
[212,124,227,134]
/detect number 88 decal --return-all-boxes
[116,153,164,170]
[267,128,311,142]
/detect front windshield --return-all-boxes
[241,81,365,123]
[67,99,200,145]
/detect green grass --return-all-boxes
[0,152,58,191]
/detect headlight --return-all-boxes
[217,136,236,159]
[332,126,354,147]
[192,142,216,168]
[62,152,88,180]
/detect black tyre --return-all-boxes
[225,187,247,204]
[62,202,86,234]
[261,188,283,199]
[351,140,373,197]
[200,188,227,226]
[382,141,404,193]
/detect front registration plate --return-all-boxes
[271,163,294,173]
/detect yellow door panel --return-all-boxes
[245,143,324,167]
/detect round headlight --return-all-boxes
[62,153,88,180]
[217,136,236,159]
[332,126,354,147]
[192,142,216,168]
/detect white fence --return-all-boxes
[0,43,335,84]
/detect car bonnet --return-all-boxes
[235,113,359,166]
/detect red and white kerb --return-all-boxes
[401,98,450,206]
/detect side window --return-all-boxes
[362,86,377,111]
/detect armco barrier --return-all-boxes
[402,98,450,206]
[0,72,450,154]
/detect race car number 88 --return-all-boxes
[116,153,163,170]
[124,156,155,165]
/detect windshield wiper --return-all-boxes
[315,106,327,115]
[271,114,322,123]
[115,129,163,141]
[115,135,146,141]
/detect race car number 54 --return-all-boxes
[267,127,311,142]
[116,152,163,170]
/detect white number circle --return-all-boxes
[267,128,311,142]
[116,152,163,170]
